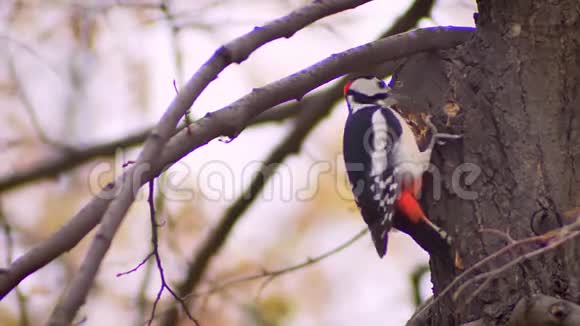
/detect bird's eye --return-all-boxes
[377,80,386,89]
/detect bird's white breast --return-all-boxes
[388,108,431,179]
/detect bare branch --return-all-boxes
[251,0,436,124]
[479,227,517,244]
[0,128,151,192]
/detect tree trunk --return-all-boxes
[398,1,580,325]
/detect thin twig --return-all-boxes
[116,252,154,277]
[7,53,66,148]
[479,228,516,244]
[0,34,63,80]
[454,230,580,307]
[145,181,200,326]
[411,234,545,320]
[408,222,580,324]
[136,172,170,325]
[191,228,368,299]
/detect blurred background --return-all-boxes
[0,0,475,325]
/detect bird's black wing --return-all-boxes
[343,106,402,257]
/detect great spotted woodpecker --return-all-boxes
[342,76,460,257]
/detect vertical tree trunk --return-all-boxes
[401,1,580,325]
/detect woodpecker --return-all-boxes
[342,76,460,257]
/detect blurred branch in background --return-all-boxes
[160,0,185,86]
[0,128,151,192]
[410,264,430,307]
[6,55,62,148]
[0,203,30,326]
[162,0,436,324]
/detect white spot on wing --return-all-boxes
[380,212,392,226]
[370,110,388,176]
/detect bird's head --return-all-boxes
[343,76,395,113]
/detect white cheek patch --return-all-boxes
[352,78,389,97]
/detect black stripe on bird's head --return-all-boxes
[344,76,390,113]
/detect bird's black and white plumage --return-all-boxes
[342,76,456,258]
[343,77,402,257]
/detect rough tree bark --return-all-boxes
[396,1,579,325]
